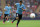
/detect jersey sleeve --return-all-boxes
[23,5,26,9]
[4,6,7,9]
[15,3,19,6]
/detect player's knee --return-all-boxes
[16,17,19,20]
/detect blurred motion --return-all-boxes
[0,0,40,27]
[0,0,40,20]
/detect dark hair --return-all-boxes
[7,3,11,5]
[20,1,22,3]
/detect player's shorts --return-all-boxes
[4,14,9,17]
[16,13,22,20]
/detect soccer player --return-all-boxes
[0,9,2,20]
[3,3,12,24]
[11,0,26,27]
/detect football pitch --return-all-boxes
[0,20,40,27]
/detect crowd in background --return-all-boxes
[0,0,40,20]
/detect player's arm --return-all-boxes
[4,6,7,11]
[22,8,26,11]
[4,8,7,11]
[22,5,26,11]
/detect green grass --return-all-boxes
[0,20,40,27]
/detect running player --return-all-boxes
[3,3,12,24]
[11,0,26,27]
[0,9,2,20]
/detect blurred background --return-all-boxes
[0,0,40,20]
[0,0,40,27]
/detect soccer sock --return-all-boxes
[3,18,6,22]
[12,18,16,22]
[17,20,20,26]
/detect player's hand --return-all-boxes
[4,8,7,11]
[4,9,7,11]
[22,8,26,11]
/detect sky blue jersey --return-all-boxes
[0,11,2,16]
[15,3,26,14]
[4,6,11,14]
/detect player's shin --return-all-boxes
[3,18,6,24]
[11,18,16,23]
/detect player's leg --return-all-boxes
[5,14,10,22]
[7,14,11,21]
[16,19,20,27]
[3,14,6,24]
[5,14,8,21]
[11,18,16,23]
[16,14,22,27]
[11,13,19,23]
[3,14,8,23]
[12,17,19,23]
[6,16,9,22]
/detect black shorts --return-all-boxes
[4,14,9,17]
[16,13,22,20]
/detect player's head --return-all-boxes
[7,3,10,6]
[20,0,22,5]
